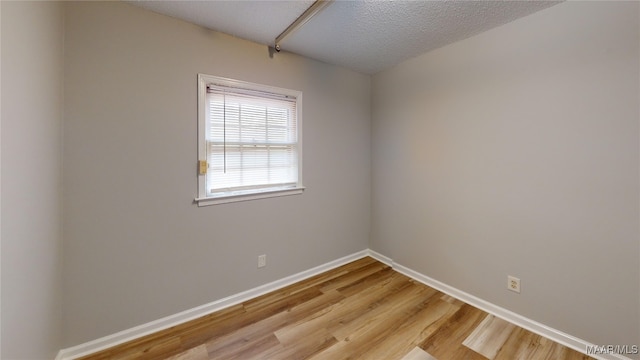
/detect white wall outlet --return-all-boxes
[507,275,521,293]
[258,254,266,268]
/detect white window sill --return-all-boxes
[195,187,305,206]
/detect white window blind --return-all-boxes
[205,84,300,198]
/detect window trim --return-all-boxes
[195,74,304,206]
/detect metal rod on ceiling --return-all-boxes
[274,0,333,52]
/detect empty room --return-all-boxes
[1,1,639,359]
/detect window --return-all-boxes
[196,74,303,206]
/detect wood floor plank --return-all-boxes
[207,333,281,360]
[493,326,591,360]
[329,280,436,341]
[204,310,290,358]
[255,329,338,360]
[441,293,465,307]
[356,296,458,359]
[309,282,439,360]
[180,285,323,351]
[317,260,390,293]
[242,281,324,313]
[401,347,438,360]
[332,266,396,297]
[79,257,595,360]
[274,270,410,344]
[164,345,208,360]
[205,289,345,358]
[463,314,516,359]
[106,337,182,360]
[418,303,491,359]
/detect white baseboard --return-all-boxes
[388,260,633,360]
[56,249,633,360]
[55,250,369,360]
[366,249,393,266]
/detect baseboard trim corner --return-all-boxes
[366,249,393,266]
[55,249,369,360]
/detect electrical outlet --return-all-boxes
[507,275,520,293]
[258,254,266,268]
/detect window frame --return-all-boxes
[195,74,304,206]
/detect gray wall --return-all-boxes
[62,1,371,346]
[371,1,639,351]
[1,1,64,359]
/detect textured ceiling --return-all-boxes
[129,0,560,74]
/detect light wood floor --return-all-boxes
[80,257,592,360]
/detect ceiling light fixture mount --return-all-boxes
[274,0,333,53]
